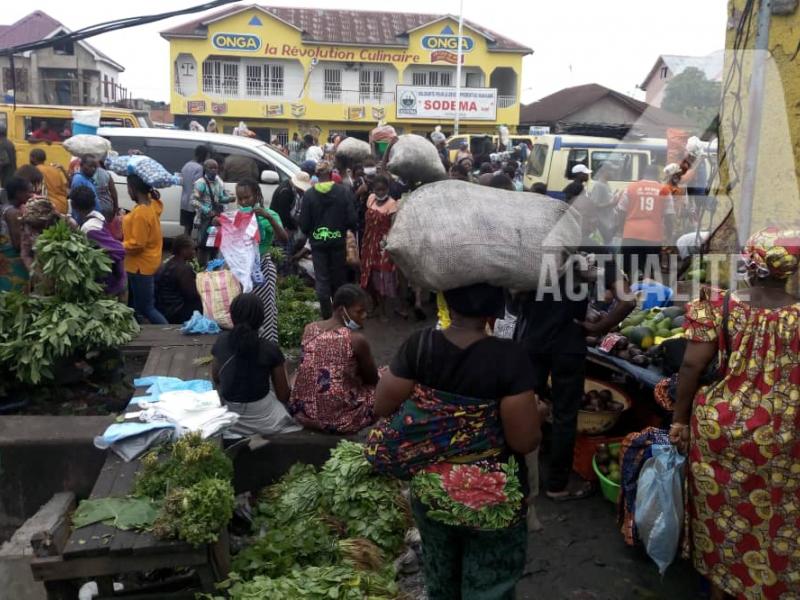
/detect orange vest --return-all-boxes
[622,181,668,242]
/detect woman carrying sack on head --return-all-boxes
[371,283,541,600]
[671,227,800,600]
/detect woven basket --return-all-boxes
[577,378,631,435]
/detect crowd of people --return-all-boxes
[0,119,797,600]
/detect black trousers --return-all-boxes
[621,239,661,280]
[529,352,586,493]
[311,244,347,319]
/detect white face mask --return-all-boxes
[342,307,361,331]
[374,193,389,202]
[363,167,377,177]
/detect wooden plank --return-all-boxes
[32,549,207,581]
[125,325,218,350]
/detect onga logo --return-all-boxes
[421,25,475,53]
[212,32,261,52]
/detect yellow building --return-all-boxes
[161,5,531,144]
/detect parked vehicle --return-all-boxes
[523,134,668,199]
[0,103,150,169]
[97,127,299,238]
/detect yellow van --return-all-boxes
[0,104,150,170]
[446,133,537,164]
[523,134,668,199]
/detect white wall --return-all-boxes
[308,61,399,103]
[402,65,483,87]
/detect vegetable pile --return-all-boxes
[72,434,235,547]
[276,275,319,349]
[212,441,411,600]
[0,221,139,386]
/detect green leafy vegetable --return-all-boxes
[276,276,319,349]
[153,477,235,546]
[72,497,158,531]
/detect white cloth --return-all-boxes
[80,210,106,234]
[137,389,239,438]
[218,211,260,293]
[305,146,324,163]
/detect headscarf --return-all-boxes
[22,197,59,230]
[206,119,218,133]
[189,120,205,133]
[742,226,800,280]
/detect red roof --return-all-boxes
[0,10,123,71]
[161,5,531,53]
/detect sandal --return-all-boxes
[545,481,594,502]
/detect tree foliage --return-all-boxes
[662,67,721,133]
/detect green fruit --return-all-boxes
[662,306,685,319]
[670,327,684,336]
[609,446,620,460]
[628,326,655,350]
[626,312,646,326]
[620,326,636,338]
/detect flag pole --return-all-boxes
[453,0,465,136]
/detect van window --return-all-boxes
[143,139,197,173]
[528,143,549,177]
[25,117,72,142]
[0,112,7,131]
[214,146,287,184]
[590,151,647,182]
[103,136,147,158]
[100,117,136,128]
[565,149,589,179]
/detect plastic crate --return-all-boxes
[573,433,624,481]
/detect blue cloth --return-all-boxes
[206,258,226,271]
[132,375,214,404]
[70,173,101,220]
[181,311,221,335]
[631,281,673,310]
[95,421,174,445]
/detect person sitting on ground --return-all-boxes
[70,185,127,300]
[154,234,202,324]
[289,284,379,434]
[212,293,300,436]
[30,149,69,214]
[374,283,541,599]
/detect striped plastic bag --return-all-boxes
[196,269,241,330]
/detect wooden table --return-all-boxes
[123,325,219,352]
[30,334,225,599]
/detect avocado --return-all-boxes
[662,306,685,319]
[626,312,647,327]
[620,326,636,338]
[628,326,655,350]
[670,327,684,336]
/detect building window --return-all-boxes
[246,63,284,98]
[660,66,669,79]
[203,59,239,96]
[465,72,481,88]
[53,38,74,56]
[2,67,28,92]
[359,69,384,102]
[103,75,109,99]
[324,68,342,102]
[111,78,116,101]
[273,128,289,147]
[411,70,453,87]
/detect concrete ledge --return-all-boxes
[0,417,113,542]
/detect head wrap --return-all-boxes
[22,197,58,229]
[443,283,505,319]
[742,226,800,280]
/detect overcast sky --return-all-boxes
[5,0,729,104]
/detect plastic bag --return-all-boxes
[105,154,179,189]
[385,180,582,291]
[63,134,112,159]
[196,270,241,329]
[181,311,221,335]
[634,444,686,575]
[386,134,446,184]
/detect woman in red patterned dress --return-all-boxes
[672,227,800,599]
[359,175,400,320]
[289,284,379,434]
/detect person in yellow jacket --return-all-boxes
[123,174,167,324]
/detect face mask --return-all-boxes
[375,194,389,202]
[206,172,217,181]
[363,167,377,176]
[342,308,361,331]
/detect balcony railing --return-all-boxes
[498,95,517,108]
[313,89,396,106]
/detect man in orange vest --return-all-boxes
[616,164,675,279]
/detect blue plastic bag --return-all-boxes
[105,154,179,189]
[181,311,221,335]
[634,444,686,575]
[631,281,673,310]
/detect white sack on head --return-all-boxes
[335,138,371,167]
[63,134,112,159]
[385,180,582,291]
[387,134,446,184]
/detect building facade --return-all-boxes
[162,6,530,144]
[640,51,724,108]
[0,11,125,106]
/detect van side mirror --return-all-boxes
[260,170,279,184]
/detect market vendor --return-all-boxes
[514,255,634,501]
[289,284,378,434]
[374,282,541,598]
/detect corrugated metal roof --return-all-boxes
[0,10,124,72]
[161,5,531,53]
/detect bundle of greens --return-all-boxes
[276,276,319,349]
[152,477,235,546]
[222,441,410,598]
[0,221,139,385]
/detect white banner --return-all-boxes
[395,85,498,121]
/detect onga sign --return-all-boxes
[212,32,261,52]
[420,25,475,53]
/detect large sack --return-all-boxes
[196,269,241,329]
[387,134,446,184]
[335,137,371,169]
[63,134,112,159]
[105,154,179,189]
[385,180,582,291]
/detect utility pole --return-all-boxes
[453,0,465,136]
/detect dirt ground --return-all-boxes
[362,312,706,600]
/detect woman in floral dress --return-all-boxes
[289,284,379,434]
[359,175,399,319]
[374,283,541,599]
[673,227,800,600]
